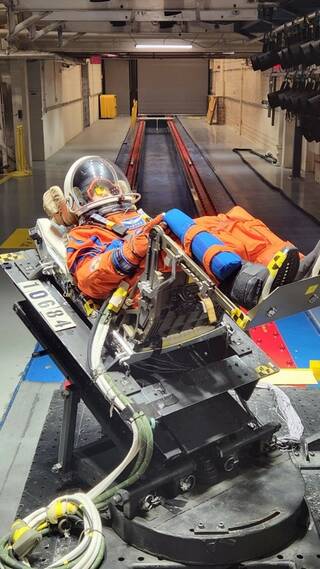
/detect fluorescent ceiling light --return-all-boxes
[135,44,193,49]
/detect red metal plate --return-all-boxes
[250,322,296,368]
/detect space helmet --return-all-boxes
[64,156,140,217]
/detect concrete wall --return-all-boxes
[212,59,284,158]
[28,60,102,160]
[41,61,83,159]
[88,61,102,124]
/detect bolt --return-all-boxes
[198,521,205,529]
[224,455,239,472]
[51,462,62,474]
[267,307,278,318]
[179,475,196,493]
[218,521,225,528]
[113,493,123,505]
[309,451,315,457]
[140,494,160,512]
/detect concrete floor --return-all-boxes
[0,382,56,533]
[180,117,320,223]
[1,118,131,244]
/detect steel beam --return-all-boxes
[62,31,86,47]
[200,9,258,22]
[38,9,259,23]
[135,10,195,22]
[57,385,80,474]
[32,21,62,41]
[9,11,50,38]
[12,0,260,10]
[42,10,131,22]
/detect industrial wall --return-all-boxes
[211,58,320,177]
[138,59,208,115]
[211,59,283,158]
[27,60,102,161]
[42,62,83,159]
[89,62,103,124]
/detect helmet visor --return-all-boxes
[71,158,132,213]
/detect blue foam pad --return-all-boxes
[164,208,242,280]
[277,312,320,368]
[23,344,64,383]
[164,209,194,240]
[192,232,242,280]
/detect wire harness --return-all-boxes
[0,293,154,569]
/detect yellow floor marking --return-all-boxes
[259,368,317,386]
[0,228,34,249]
[310,360,320,380]
[0,170,32,186]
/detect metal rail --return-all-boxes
[125,119,145,191]
[125,117,218,217]
[167,119,217,217]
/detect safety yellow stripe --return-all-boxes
[230,307,251,330]
[267,250,287,277]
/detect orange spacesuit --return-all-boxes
[66,206,293,300]
[44,156,319,309]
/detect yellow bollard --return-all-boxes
[0,123,31,185]
[310,360,320,381]
[130,99,138,128]
[14,123,32,176]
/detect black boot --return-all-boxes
[296,240,320,279]
[222,247,300,309]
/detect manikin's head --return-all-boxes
[64,156,140,219]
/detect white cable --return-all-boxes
[23,494,104,569]
[88,419,140,501]
[90,317,109,371]
[7,306,143,569]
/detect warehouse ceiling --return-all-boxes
[0,1,318,59]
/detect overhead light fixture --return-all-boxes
[135,44,193,49]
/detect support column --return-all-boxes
[292,116,303,178]
[281,117,295,169]
[56,382,80,474]
[26,60,45,161]
[10,61,32,167]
